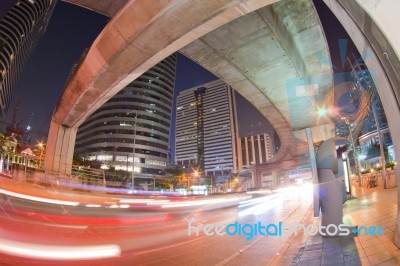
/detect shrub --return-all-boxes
[386,161,396,169]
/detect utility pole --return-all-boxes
[345,119,362,187]
[126,110,138,190]
[210,175,213,194]
[132,112,137,190]
[372,102,387,188]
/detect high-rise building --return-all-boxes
[175,79,239,177]
[236,133,274,170]
[22,112,34,143]
[0,0,56,118]
[75,54,176,183]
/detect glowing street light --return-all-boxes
[317,107,328,117]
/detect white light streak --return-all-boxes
[0,188,79,206]
[0,238,121,260]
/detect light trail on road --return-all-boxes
[0,181,312,265]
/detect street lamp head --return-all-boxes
[317,107,328,117]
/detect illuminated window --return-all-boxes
[97,155,112,161]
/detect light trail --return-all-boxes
[0,238,121,260]
[0,188,79,206]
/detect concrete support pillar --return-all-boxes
[323,0,400,246]
[253,165,259,188]
[283,170,290,186]
[272,171,278,189]
[44,120,77,175]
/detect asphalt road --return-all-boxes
[0,181,312,266]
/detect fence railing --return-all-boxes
[8,163,106,189]
[71,165,105,186]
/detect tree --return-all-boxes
[165,165,184,188]
[366,144,388,162]
[73,154,85,165]
[155,178,173,190]
[73,154,102,168]
[33,143,46,168]
[0,133,12,156]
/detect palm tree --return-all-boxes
[0,133,11,154]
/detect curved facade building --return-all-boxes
[0,0,56,118]
[75,54,176,182]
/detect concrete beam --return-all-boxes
[54,0,284,128]
[181,0,333,162]
[45,0,283,173]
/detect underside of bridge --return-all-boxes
[46,0,333,175]
[60,0,400,249]
[180,0,334,162]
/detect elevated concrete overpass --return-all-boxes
[180,0,334,162]
[46,0,333,175]
[50,0,400,246]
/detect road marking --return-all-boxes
[133,235,208,256]
[267,205,313,266]
[215,201,311,266]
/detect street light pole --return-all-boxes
[210,175,213,194]
[344,119,362,187]
[132,121,137,190]
[38,142,44,169]
[24,154,27,178]
[126,110,137,190]
[371,102,387,188]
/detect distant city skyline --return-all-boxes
[2,1,109,142]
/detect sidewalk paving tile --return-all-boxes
[283,184,400,266]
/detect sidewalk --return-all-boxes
[280,185,399,265]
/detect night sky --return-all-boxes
[1,0,360,154]
[2,1,109,142]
